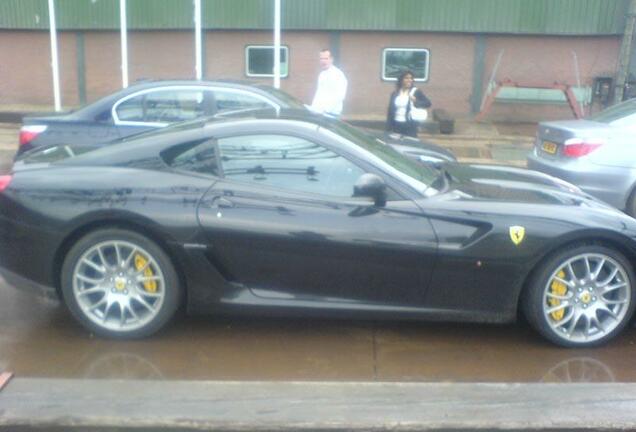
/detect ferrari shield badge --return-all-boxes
[509,226,525,246]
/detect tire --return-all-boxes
[523,245,636,348]
[61,228,181,339]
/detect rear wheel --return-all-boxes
[61,228,180,339]
[523,245,635,347]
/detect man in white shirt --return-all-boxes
[310,49,348,118]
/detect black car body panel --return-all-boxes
[3,115,636,336]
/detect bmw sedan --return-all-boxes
[2,113,636,347]
[527,98,636,216]
[18,80,305,155]
[17,80,455,165]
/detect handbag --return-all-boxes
[408,88,428,122]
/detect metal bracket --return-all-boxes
[0,372,13,392]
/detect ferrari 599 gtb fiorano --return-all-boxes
[2,112,636,347]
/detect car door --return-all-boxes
[196,132,438,306]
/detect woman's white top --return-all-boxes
[394,92,410,123]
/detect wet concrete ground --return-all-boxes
[3,277,636,383]
[3,122,636,385]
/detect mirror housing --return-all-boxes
[353,173,387,207]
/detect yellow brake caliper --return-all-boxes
[134,254,157,293]
[549,270,567,321]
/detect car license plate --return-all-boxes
[542,141,558,154]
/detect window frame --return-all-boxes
[245,45,290,78]
[381,48,430,82]
[112,86,278,127]
[161,137,221,178]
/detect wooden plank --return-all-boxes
[2,379,636,430]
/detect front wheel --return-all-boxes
[61,228,181,339]
[523,245,636,348]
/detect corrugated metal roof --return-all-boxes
[0,0,629,34]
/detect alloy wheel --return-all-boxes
[72,240,166,333]
[542,252,631,344]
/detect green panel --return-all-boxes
[496,86,592,105]
[283,0,326,30]
[128,0,193,29]
[0,0,630,34]
[57,0,118,30]
[0,0,47,29]
[204,0,272,29]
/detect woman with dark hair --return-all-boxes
[385,70,431,137]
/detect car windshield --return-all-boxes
[588,99,636,124]
[322,120,439,190]
[255,85,305,109]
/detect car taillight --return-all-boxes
[562,138,604,158]
[19,125,47,147]
[0,175,12,192]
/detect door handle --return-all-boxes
[216,197,234,208]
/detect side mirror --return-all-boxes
[353,173,387,207]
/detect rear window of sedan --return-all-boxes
[588,99,636,124]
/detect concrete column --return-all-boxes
[471,34,486,113]
[76,32,86,105]
[614,0,636,103]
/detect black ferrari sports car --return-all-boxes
[1,111,636,347]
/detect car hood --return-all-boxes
[359,128,456,162]
[439,162,602,207]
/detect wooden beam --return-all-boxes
[3,379,636,430]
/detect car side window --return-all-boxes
[218,134,364,197]
[116,90,208,124]
[116,94,145,122]
[161,139,219,176]
[144,90,207,123]
[213,90,273,113]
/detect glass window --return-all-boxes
[161,139,219,176]
[245,45,289,78]
[589,99,636,125]
[214,90,273,113]
[218,135,364,197]
[116,94,145,122]
[144,90,207,123]
[116,90,208,124]
[382,48,430,82]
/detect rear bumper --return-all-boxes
[0,266,59,301]
[527,150,634,210]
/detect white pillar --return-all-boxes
[120,0,129,88]
[47,0,62,111]
[273,0,281,89]
[194,0,203,80]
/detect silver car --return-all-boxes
[527,99,636,216]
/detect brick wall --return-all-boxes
[0,29,622,122]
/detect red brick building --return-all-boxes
[0,0,630,121]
